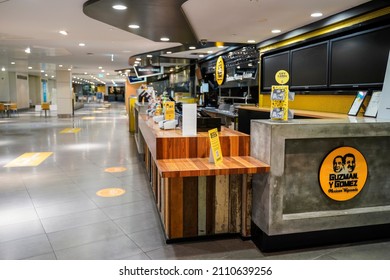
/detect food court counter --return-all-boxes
[136,114,269,242]
[250,117,390,251]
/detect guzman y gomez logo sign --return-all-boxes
[319,146,368,201]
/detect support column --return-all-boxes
[56,70,72,118]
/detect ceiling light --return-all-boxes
[112,5,127,10]
[311,12,323,17]
[128,24,140,29]
[136,58,141,61]
[160,37,170,42]
[40,70,45,73]
[1,67,5,71]
[25,47,31,54]
[79,43,86,47]
[207,51,213,54]
[271,29,281,34]
[166,51,172,54]
[11,62,15,65]
[147,54,153,58]
[59,65,63,67]
[28,66,32,69]
[189,46,196,50]
[59,30,68,36]
[99,66,102,69]
[199,54,205,58]
[247,40,256,43]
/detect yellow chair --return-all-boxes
[41,103,50,117]
[0,103,6,117]
[9,103,18,117]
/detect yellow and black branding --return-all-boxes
[215,56,225,86]
[319,146,368,201]
[275,70,289,85]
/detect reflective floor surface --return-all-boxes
[0,103,389,260]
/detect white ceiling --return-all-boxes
[0,0,370,85]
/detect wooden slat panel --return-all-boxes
[206,176,215,235]
[152,161,157,201]
[198,176,207,236]
[156,156,270,178]
[197,137,209,158]
[215,175,229,234]
[229,174,242,233]
[183,177,198,237]
[168,177,184,239]
[241,174,252,237]
[157,173,161,212]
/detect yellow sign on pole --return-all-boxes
[208,128,223,165]
[215,56,226,86]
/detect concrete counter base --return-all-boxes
[250,118,390,251]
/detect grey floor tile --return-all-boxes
[55,235,143,260]
[31,189,89,208]
[41,208,110,233]
[101,200,155,220]
[0,206,39,227]
[48,220,124,251]
[320,241,390,260]
[0,220,45,243]
[24,252,57,260]
[114,211,160,235]
[0,234,53,260]
[129,226,167,253]
[35,198,97,219]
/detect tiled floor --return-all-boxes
[0,102,389,260]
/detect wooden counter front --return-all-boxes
[137,114,269,241]
[139,115,250,161]
[157,156,270,178]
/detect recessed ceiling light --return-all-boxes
[28,66,32,69]
[311,12,323,17]
[112,5,127,10]
[199,54,205,58]
[99,66,102,69]
[59,30,68,36]
[207,50,213,54]
[160,37,170,42]
[166,51,172,54]
[79,43,86,47]
[25,47,31,54]
[136,58,141,61]
[147,54,153,58]
[1,67,5,71]
[247,40,256,43]
[128,24,140,29]
[59,65,63,67]
[11,62,15,65]
[189,46,196,50]
[271,29,281,34]
[40,70,45,73]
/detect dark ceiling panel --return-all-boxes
[83,0,198,45]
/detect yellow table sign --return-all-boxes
[164,101,175,120]
[208,128,223,165]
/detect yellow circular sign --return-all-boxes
[275,70,289,85]
[215,56,226,86]
[104,167,127,173]
[96,188,126,197]
[319,147,368,201]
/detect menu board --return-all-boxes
[364,91,381,117]
[348,91,368,116]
